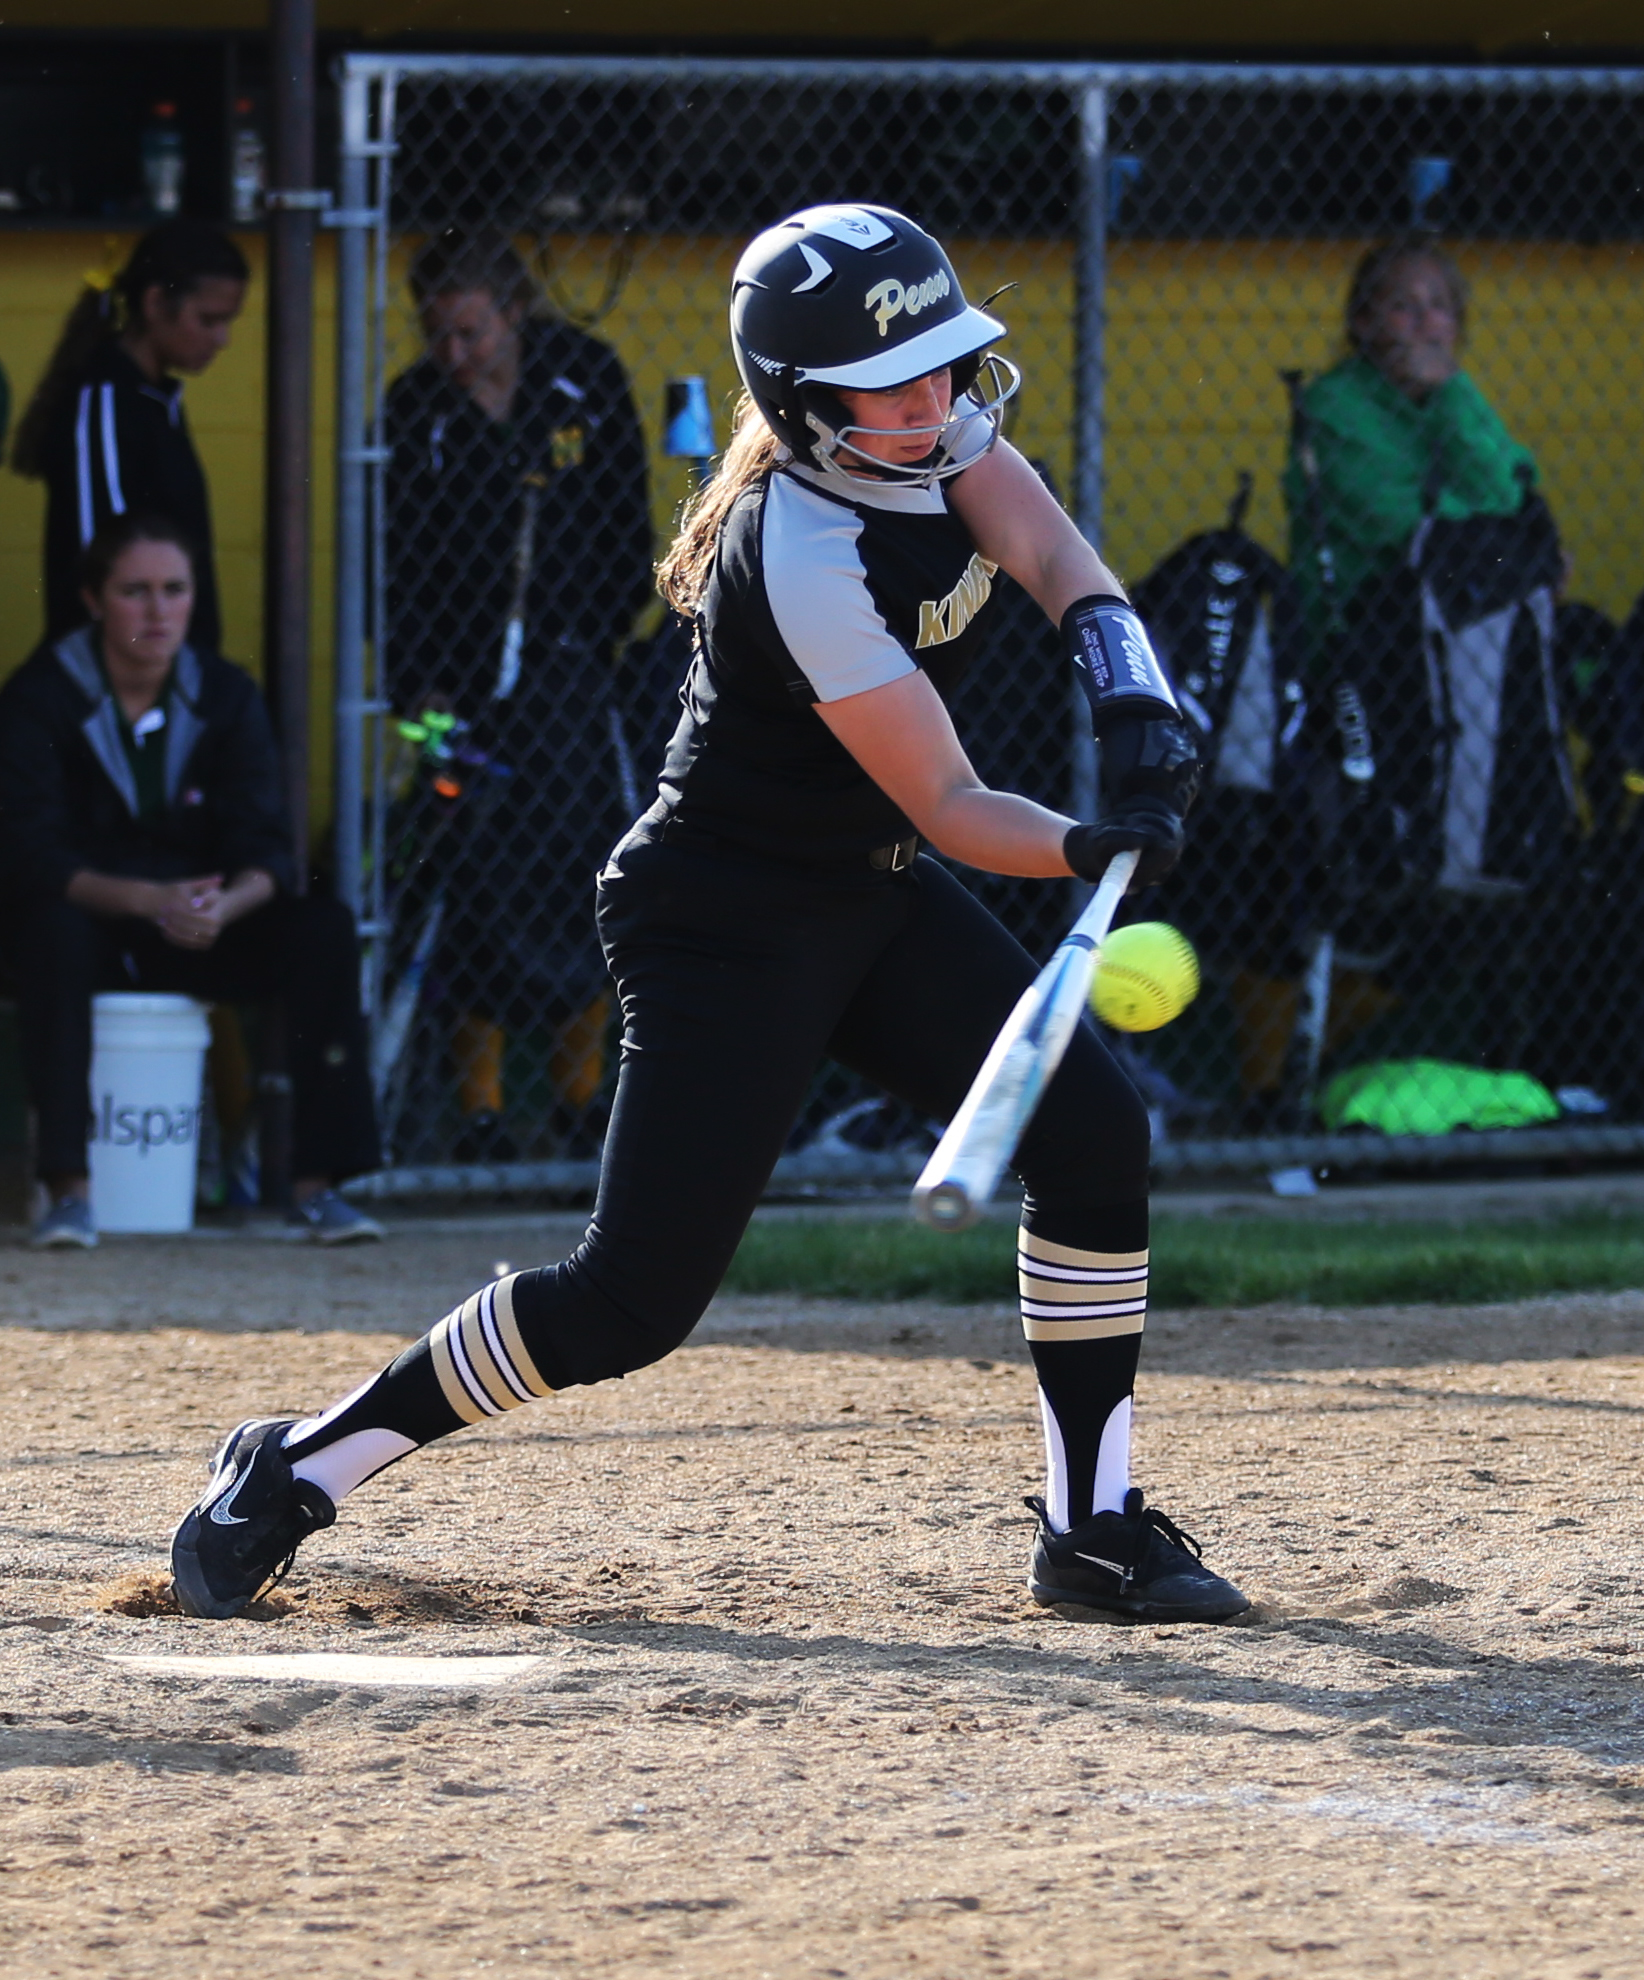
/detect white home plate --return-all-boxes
[108,1653,543,1687]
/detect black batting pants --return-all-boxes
[507,832,1150,1390]
[12,892,381,1182]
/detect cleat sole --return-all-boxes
[1029,1579,1251,1625]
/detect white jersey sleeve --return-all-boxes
[759,473,918,704]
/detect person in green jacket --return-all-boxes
[1232,241,1547,1116]
[1284,236,1540,660]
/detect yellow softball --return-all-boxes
[1091,922,1200,1032]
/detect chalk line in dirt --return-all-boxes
[107,1652,543,1687]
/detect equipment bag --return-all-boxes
[1134,479,1310,971]
[1350,492,1574,898]
[1563,596,1644,844]
[1131,474,1305,796]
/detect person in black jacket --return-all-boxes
[0,514,381,1249]
[9,218,248,651]
[383,229,651,1159]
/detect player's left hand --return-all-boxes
[1065,805,1184,890]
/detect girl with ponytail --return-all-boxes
[11,218,249,651]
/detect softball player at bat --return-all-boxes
[170,204,1248,1625]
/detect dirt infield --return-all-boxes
[4,1221,1644,1977]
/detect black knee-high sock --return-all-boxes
[280,1272,553,1504]
[1019,1197,1148,1531]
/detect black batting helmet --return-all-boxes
[730,203,1017,487]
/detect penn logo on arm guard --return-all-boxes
[864,269,952,337]
[1065,596,1182,724]
[1082,609,1178,710]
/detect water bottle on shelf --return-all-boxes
[141,102,186,217]
[663,376,716,488]
[230,98,264,224]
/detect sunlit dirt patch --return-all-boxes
[90,1570,295,1622]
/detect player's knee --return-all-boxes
[507,1257,708,1389]
[1017,1040,1151,1207]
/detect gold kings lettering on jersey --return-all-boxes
[916,553,998,650]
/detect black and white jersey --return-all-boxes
[656,457,1002,861]
[37,341,220,650]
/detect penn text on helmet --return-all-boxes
[865,270,952,338]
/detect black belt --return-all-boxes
[867,835,919,872]
[654,810,918,873]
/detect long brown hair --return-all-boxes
[656,391,784,617]
[10,219,249,479]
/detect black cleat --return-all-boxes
[1027,1487,1250,1624]
[170,1418,336,1619]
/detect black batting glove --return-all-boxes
[1065,805,1185,890]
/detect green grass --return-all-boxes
[721,1210,1644,1308]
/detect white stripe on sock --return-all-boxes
[283,1375,379,1450]
[1091,1395,1133,1516]
[476,1281,537,1405]
[289,1428,417,1506]
[1037,1388,1070,1534]
[443,1315,503,1417]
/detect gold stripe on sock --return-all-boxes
[490,1274,555,1399]
[1019,1230,1149,1271]
[447,1290,522,1413]
[429,1310,495,1425]
[1019,1228,1148,1342]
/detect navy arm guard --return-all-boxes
[1060,595,1200,888]
[1064,593,1181,730]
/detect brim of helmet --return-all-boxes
[797,305,1005,392]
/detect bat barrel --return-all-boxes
[910,1178,982,1232]
[909,851,1138,1238]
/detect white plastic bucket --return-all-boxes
[88,993,212,1234]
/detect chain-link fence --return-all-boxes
[333,56,1644,1199]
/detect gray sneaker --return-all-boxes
[30,1196,98,1250]
[287,1188,384,1245]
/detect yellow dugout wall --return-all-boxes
[4,229,1641,843]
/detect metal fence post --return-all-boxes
[332,64,371,930]
[263,0,319,882]
[365,68,400,1028]
[1069,79,1109,832]
[258,0,320,1210]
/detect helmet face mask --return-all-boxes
[803,352,1022,486]
[731,203,1018,490]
